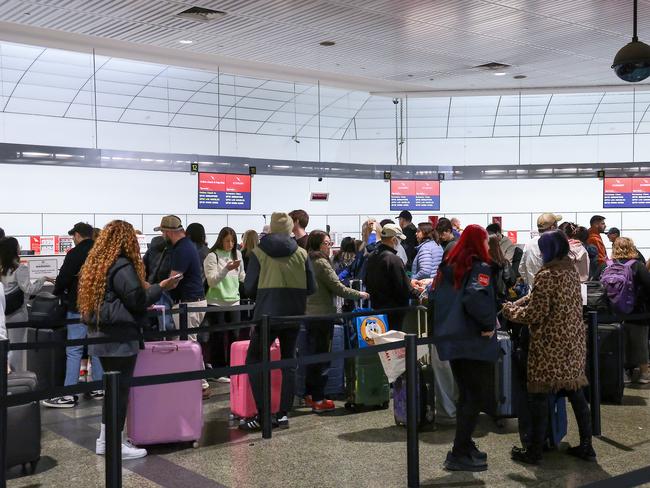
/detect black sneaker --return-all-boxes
[511,448,542,465]
[276,413,289,429]
[42,396,76,409]
[566,443,597,462]
[444,451,487,472]
[89,390,105,400]
[238,417,262,432]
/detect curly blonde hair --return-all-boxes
[612,236,639,260]
[77,220,146,323]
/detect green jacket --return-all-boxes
[306,256,363,315]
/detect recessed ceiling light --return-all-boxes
[320,41,336,46]
[513,74,527,79]
[179,39,193,44]
[494,72,507,76]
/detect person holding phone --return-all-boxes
[203,227,246,382]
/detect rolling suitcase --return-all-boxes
[127,340,204,446]
[295,324,346,401]
[230,339,282,419]
[597,323,624,404]
[482,331,519,420]
[393,363,435,428]
[26,327,66,392]
[344,305,390,411]
[7,371,41,472]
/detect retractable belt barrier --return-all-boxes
[0,306,602,488]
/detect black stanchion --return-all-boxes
[261,315,272,439]
[0,339,9,488]
[104,372,122,488]
[405,334,419,488]
[588,311,601,436]
[179,303,189,341]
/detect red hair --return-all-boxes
[442,224,491,289]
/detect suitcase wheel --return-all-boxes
[344,402,359,412]
[380,401,389,410]
[394,418,404,426]
[30,459,39,474]
[424,406,435,424]
[192,441,199,449]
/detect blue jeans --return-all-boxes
[65,313,104,387]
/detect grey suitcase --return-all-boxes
[26,327,66,391]
[7,371,41,472]
[482,331,518,419]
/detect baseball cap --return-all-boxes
[381,223,406,240]
[154,215,183,232]
[607,227,621,236]
[537,213,562,231]
[396,210,413,221]
[68,222,94,237]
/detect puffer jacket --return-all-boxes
[307,256,363,315]
[432,259,498,362]
[411,239,443,280]
[244,233,317,320]
[502,257,588,393]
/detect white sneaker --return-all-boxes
[95,438,147,459]
[624,371,632,385]
[217,376,231,383]
[121,439,147,460]
[202,379,210,390]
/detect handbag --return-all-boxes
[4,285,24,315]
[29,292,67,328]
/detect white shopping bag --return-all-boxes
[367,330,428,383]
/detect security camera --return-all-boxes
[392,98,399,105]
[318,177,323,182]
[612,39,650,82]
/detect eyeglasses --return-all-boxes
[322,241,333,247]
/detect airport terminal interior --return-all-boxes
[2,1,650,487]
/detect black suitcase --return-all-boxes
[26,328,67,391]
[596,323,625,404]
[7,371,41,472]
[482,332,520,421]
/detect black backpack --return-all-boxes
[4,286,24,315]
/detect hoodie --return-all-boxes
[244,233,316,320]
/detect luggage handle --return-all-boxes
[151,343,179,353]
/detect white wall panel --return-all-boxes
[42,214,94,235]
[94,214,144,230]
[186,214,228,234]
[0,213,41,236]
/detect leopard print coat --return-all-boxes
[502,257,588,393]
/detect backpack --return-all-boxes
[584,281,611,313]
[4,285,24,315]
[600,260,637,314]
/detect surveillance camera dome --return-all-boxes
[392,98,399,105]
[612,39,650,82]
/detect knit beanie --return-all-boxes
[270,212,293,235]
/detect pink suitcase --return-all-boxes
[230,339,282,419]
[127,340,203,446]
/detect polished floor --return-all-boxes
[7,381,650,488]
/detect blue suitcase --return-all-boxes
[295,324,346,400]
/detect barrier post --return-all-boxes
[405,334,420,488]
[104,372,122,488]
[179,303,189,341]
[261,315,272,439]
[588,311,601,436]
[0,340,9,488]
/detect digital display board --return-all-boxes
[603,177,650,208]
[198,172,251,210]
[390,180,440,211]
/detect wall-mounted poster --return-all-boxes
[390,180,440,211]
[198,172,252,210]
[604,177,650,208]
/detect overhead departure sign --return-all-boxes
[390,180,440,211]
[198,172,251,210]
[604,177,650,208]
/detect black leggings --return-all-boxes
[450,358,490,457]
[99,355,138,431]
[528,389,592,452]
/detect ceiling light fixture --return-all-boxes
[320,41,336,46]
[513,74,527,79]
[179,39,193,44]
[612,0,650,82]
[494,72,507,76]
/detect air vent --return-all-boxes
[176,6,226,23]
[473,62,511,71]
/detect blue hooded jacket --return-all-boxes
[431,259,498,362]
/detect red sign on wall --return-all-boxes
[507,231,518,244]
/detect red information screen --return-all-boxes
[604,177,650,208]
[198,173,251,209]
[390,180,440,211]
